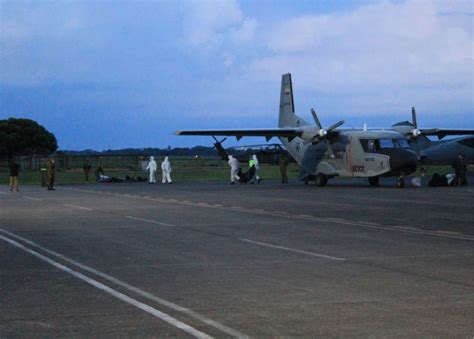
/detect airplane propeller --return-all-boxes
[410,107,421,138]
[303,108,344,158]
[408,107,436,139]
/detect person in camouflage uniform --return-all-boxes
[453,153,468,186]
[279,153,289,184]
[47,158,56,191]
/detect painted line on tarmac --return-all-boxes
[125,216,175,227]
[0,233,212,339]
[24,196,43,201]
[62,188,474,242]
[63,204,93,211]
[241,238,346,261]
[433,230,463,236]
[0,229,248,339]
[0,192,9,195]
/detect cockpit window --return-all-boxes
[393,138,410,149]
[360,138,411,152]
[360,139,377,152]
[379,139,395,149]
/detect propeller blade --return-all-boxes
[212,136,227,144]
[311,109,322,129]
[326,120,345,132]
[411,107,417,129]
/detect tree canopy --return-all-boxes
[0,118,58,159]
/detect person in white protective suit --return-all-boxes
[252,154,261,184]
[161,156,172,184]
[145,156,157,183]
[228,155,240,184]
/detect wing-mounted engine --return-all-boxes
[300,108,344,158]
[392,107,422,139]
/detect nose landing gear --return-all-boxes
[315,173,328,187]
[396,174,406,188]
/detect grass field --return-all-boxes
[0,156,464,186]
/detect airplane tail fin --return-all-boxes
[278,73,308,128]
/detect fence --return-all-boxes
[0,154,154,171]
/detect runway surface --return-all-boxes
[1,179,473,337]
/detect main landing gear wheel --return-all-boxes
[315,173,328,187]
[396,177,405,188]
[368,176,379,186]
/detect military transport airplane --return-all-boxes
[176,73,458,188]
[391,107,474,165]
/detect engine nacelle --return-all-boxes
[411,129,421,138]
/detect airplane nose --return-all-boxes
[389,150,418,172]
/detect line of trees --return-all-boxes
[0,117,247,160]
[61,146,221,157]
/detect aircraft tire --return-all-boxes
[315,173,328,187]
[368,176,379,186]
[396,178,405,188]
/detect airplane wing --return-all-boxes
[175,128,304,141]
[420,129,474,139]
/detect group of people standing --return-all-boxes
[227,153,289,185]
[8,152,467,189]
[8,158,56,192]
[145,156,172,184]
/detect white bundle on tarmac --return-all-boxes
[411,177,422,187]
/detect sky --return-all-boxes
[0,0,473,150]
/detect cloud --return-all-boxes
[246,0,473,114]
[0,2,96,86]
[1,0,472,151]
[229,18,258,45]
[181,0,258,67]
[183,0,242,48]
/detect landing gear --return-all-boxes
[396,176,405,188]
[368,176,379,186]
[315,173,328,187]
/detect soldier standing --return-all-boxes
[461,154,468,186]
[453,153,467,186]
[279,153,289,184]
[94,164,104,181]
[47,158,56,191]
[9,159,20,192]
[83,160,92,181]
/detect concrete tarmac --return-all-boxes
[1,178,473,337]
